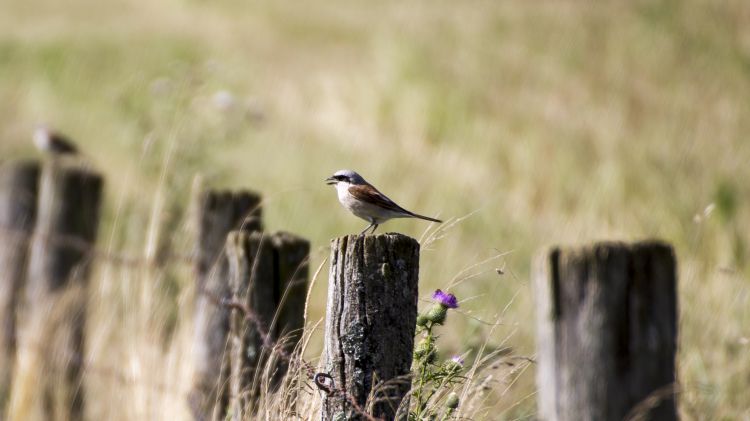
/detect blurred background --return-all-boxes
[1,0,749,419]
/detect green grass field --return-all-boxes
[1,0,749,419]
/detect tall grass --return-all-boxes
[1,0,749,419]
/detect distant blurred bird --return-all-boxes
[325,169,442,235]
[33,125,78,155]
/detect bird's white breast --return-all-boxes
[335,182,356,209]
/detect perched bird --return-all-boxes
[325,169,442,235]
[33,125,78,155]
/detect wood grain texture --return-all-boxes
[322,233,420,421]
[0,161,40,412]
[534,241,678,421]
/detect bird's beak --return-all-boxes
[325,176,337,185]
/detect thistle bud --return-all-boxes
[445,355,464,373]
[445,392,460,409]
[425,305,447,325]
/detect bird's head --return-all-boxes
[32,124,52,150]
[325,169,366,186]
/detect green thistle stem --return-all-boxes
[414,324,433,418]
[439,408,455,421]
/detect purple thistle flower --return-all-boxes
[451,355,465,366]
[432,289,459,309]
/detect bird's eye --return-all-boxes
[335,175,347,181]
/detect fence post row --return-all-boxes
[534,241,678,421]
[0,159,684,421]
[322,233,420,421]
[190,189,262,421]
[18,162,103,421]
[0,161,40,412]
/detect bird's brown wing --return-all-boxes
[348,184,410,214]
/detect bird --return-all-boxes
[325,169,442,235]
[33,125,79,155]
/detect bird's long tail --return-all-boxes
[409,212,442,223]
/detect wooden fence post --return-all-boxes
[534,241,678,421]
[0,161,40,412]
[271,232,309,364]
[225,231,275,419]
[224,231,309,419]
[19,162,103,421]
[190,189,262,421]
[322,234,420,421]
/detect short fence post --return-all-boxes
[0,161,40,411]
[534,241,678,421]
[225,231,275,419]
[19,162,103,421]
[322,234,420,421]
[270,232,309,370]
[190,189,262,421]
[224,230,310,419]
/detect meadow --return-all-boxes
[1,0,749,419]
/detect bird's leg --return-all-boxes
[370,224,379,235]
[360,220,375,235]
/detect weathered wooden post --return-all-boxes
[20,162,103,421]
[225,231,275,419]
[0,161,40,411]
[271,232,309,362]
[534,241,678,421]
[190,189,262,421]
[224,231,309,419]
[322,234,420,421]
